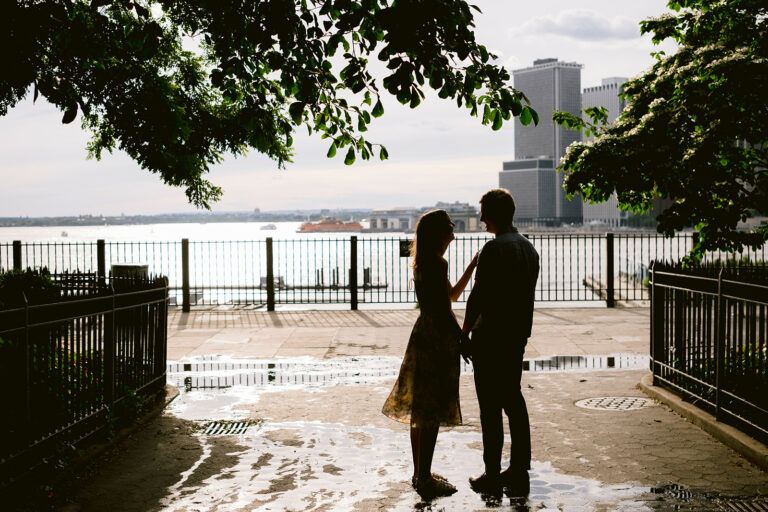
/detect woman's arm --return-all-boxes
[449,252,479,301]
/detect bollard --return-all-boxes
[181,238,190,312]
[350,236,358,310]
[266,238,275,311]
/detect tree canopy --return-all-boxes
[556,0,767,257]
[1,0,535,208]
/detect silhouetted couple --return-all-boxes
[382,189,540,499]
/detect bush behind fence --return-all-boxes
[0,274,168,485]
[650,262,768,442]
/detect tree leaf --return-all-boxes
[492,110,502,130]
[327,142,337,158]
[372,99,384,117]
[61,105,77,124]
[379,146,388,160]
[344,147,356,165]
[520,107,533,126]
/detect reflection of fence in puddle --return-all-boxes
[167,354,650,390]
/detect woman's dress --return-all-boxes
[382,258,462,427]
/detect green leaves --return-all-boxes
[61,104,77,124]
[554,0,768,255]
[344,146,355,165]
[288,102,305,125]
[7,0,537,209]
[372,99,384,118]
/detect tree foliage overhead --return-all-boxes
[556,0,768,257]
[1,0,535,207]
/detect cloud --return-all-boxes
[511,9,640,42]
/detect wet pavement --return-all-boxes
[57,308,768,511]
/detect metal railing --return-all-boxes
[650,262,768,442]
[0,275,168,484]
[2,233,765,309]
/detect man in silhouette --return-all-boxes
[461,188,539,494]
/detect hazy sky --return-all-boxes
[0,0,673,217]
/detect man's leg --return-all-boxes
[503,342,531,470]
[474,365,504,475]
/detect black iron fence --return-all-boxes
[1,234,765,309]
[0,274,168,485]
[650,262,768,441]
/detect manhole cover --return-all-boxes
[200,420,260,436]
[574,396,656,411]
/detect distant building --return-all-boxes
[367,202,481,233]
[582,77,627,124]
[368,208,416,232]
[501,58,583,222]
[431,201,481,232]
[498,159,558,220]
[580,77,628,226]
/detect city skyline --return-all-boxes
[0,1,674,217]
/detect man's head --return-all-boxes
[480,189,515,234]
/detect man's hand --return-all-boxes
[459,331,472,363]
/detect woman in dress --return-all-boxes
[382,209,478,497]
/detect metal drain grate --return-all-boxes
[201,420,259,436]
[720,499,768,512]
[574,396,656,411]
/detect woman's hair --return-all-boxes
[411,209,453,274]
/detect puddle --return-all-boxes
[161,356,767,511]
[156,419,755,511]
[158,421,674,511]
[167,354,649,392]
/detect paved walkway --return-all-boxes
[57,307,767,511]
[166,307,650,360]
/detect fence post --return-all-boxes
[714,268,724,421]
[651,261,667,386]
[104,286,116,408]
[606,233,615,308]
[266,237,275,312]
[13,240,22,271]
[22,293,31,438]
[181,238,190,312]
[350,236,358,311]
[97,239,106,285]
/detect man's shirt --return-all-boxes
[466,229,540,339]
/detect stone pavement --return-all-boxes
[166,306,650,360]
[57,307,767,511]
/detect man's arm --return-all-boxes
[460,245,495,360]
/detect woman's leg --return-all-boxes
[410,426,421,479]
[417,425,439,479]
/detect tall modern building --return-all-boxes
[581,77,628,226]
[500,58,583,223]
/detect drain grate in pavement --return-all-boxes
[574,396,656,411]
[201,420,260,436]
[719,498,768,512]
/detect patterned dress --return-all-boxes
[382,258,463,427]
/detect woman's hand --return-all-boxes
[469,251,479,269]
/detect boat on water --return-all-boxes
[297,218,363,233]
[260,223,277,230]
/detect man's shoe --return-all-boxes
[500,467,530,497]
[469,472,502,494]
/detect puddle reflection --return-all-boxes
[168,354,650,391]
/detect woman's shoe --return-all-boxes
[414,474,457,498]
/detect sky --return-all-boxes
[0,0,674,217]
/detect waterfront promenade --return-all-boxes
[58,307,768,511]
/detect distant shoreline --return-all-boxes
[0,211,372,228]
